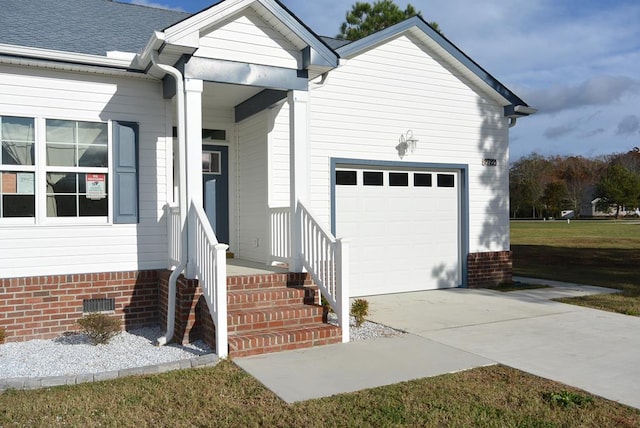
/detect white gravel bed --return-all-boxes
[0,326,211,378]
[328,313,405,341]
[0,318,402,379]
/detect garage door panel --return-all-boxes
[336,167,462,296]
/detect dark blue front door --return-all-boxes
[202,144,229,244]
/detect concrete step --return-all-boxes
[228,324,342,358]
[227,287,316,311]
[226,272,312,291]
[228,304,326,333]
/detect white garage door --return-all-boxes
[335,166,462,296]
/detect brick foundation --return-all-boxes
[0,270,158,342]
[467,251,513,288]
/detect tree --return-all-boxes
[337,0,441,41]
[509,153,553,218]
[557,156,604,218]
[595,164,640,218]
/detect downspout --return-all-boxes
[150,51,187,346]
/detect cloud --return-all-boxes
[616,115,640,136]
[523,76,640,114]
[580,128,605,138]
[544,124,577,140]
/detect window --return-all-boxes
[437,174,455,187]
[202,151,221,174]
[414,173,432,187]
[0,116,138,223]
[363,171,383,186]
[336,170,357,185]
[46,120,108,217]
[389,172,408,186]
[1,116,36,218]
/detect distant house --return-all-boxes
[0,0,534,356]
[582,198,640,217]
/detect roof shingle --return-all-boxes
[0,0,189,56]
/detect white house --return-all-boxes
[0,0,534,357]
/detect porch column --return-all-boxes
[288,90,309,272]
[184,78,203,278]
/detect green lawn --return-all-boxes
[1,361,639,427]
[511,220,640,315]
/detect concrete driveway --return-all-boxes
[366,278,640,410]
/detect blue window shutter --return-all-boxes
[113,121,139,224]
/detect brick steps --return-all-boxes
[227,287,316,311]
[224,272,341,358]
[228,324,342,358]
[228,304,325,333]
[226,272,311,291]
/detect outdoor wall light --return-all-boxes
[396,130,418,159]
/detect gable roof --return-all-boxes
[0,0,188,56]
[337,16,533,112]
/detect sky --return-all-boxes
[125,0,640,160]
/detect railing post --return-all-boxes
[288,90,308,272]
[186,202,197,278]
[335,237,350,343]
[214,243,228,359]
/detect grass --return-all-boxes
[511,220,640,316]
[1,361,639,427]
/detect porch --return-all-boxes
[163,200,350,359]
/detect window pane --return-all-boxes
[47,172,77,194]
[3,194,35,217]
[77,122,107,167]
[202,153,211,172]
[77,122,108,145]
[79,173,108,198]
[48,195,77,217]
[1,116,35,166]
[78,143,108,167]
[437,174,455,187]
[46,119,75,143]
[363,171,383,186]
[79,196,108,216]
[46,143,76,166]
[389,172,408,186]
[336,170,357,185]
[414,173,432,187]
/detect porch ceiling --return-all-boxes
[203,81,262,108]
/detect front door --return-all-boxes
[202,144,229,244]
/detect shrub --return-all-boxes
[77,313,121,345]
[350,298,369,327]
[0,327,5,344]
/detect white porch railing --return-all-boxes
[269,207,291,263]
[166,203,181,270]
[189,201,229,358]
[298,202,350,342]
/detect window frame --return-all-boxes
[0,116,121,226]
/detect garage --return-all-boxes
[334,163,464,296]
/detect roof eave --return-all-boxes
[0,43,142,70]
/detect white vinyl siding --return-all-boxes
[268,101,290,207]
[197,8,300,69]
[0,64,169,278]
[236,111,268,262]
[309,34,509,253]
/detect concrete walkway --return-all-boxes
[236,278,640,409]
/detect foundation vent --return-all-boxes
[83,298,115,313]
